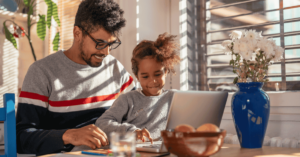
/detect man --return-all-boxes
[16,0,134,155]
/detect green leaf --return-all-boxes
[45,0,53,28]
[3,22,17,49]
[52,1,60,27]
[23,0,30,6]
[233,77,238,84]
[53,32,60,51]
[37,14,46,40]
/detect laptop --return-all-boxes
[136,90,228,153]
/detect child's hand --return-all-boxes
[135,128,153,144]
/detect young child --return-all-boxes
[95,33,180,143]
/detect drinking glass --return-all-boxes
[110,132,136,157]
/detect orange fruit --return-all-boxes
[196,123,220,132]
[174,124,196,132]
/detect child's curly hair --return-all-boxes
[131,33,181,76]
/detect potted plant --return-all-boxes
[3,0,60,61]
[221,30,284,148]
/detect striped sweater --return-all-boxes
[16,50,135,155]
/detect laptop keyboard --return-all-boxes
[136,141,167,153]
[136,141,162,148]
[141,144,161,148]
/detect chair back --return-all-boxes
[0,93,16,157]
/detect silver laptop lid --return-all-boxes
[166,90,228,130]
[136,90,228,153]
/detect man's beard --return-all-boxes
[80,42,102,67]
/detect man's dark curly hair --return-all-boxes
[74,0,126,36]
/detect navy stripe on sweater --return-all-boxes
[16,102,108,155]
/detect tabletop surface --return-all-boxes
[38,144,300,157]
[211,144,300,157]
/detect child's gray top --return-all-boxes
[95,89,175,141]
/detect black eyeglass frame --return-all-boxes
[77,26,121,50]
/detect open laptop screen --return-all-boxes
[166,90,228,130]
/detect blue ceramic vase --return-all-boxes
[231,82,270,148]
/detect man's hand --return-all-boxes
[62,124,109,149]
[135,128,153,144]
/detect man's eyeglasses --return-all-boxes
[77,26,121,50]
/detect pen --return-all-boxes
[154,152,170,157]
[81,151,107,156]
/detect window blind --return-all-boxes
[197,0,300,91]
[48,0,81,54]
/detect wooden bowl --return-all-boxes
[161,129,226,157]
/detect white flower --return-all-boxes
[223,29,285,83]
[251,52,256,61]
[239,36,247,42]
[264,42,275,59]
[245,29,258,41]
[247,40,256,52]
[253,39,259,49]
[230,30,242,39]
[272,46,284,61]
[233,40,240,54]
[239,41,249,54]
[240,51,252,60]
[241,29,247,37]
[258,31,263,37]
[257,37,269,51]
[268,38,277,47]
[221,40,232,54]
[255,48,261,55]
[221,40,232,48]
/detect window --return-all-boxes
[188,0,300,91]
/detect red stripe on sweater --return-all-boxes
[20,76,134,107]
[48,93,119,107]
[120,76,134,92]
[19,91,48,102]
